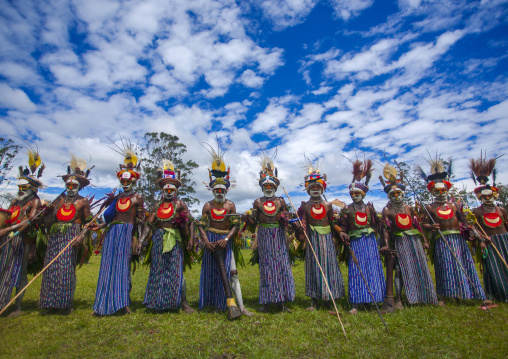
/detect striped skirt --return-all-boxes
[305,229,345,300]
[434,234,485,300]
[0,234,24,309]
[395,234,438,304]
[483,233,508,302]
[93,223,133,315]
[199,231,232,310]
[143,228,183,310]
[257,226,295,304]
[348,233,385,304]
[39,223,79,309]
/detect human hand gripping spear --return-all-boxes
[0,190,67,251]
[282,187,347,339]
[0,194,111,315]
[394,160,492,316]
[454,191,508,273]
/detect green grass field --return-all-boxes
[1,250,507,358]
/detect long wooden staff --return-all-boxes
[283,187,347,339]
[0,191,66,251]
[455,192,508,272]
[0,206,106,315]
[398,167,492,316]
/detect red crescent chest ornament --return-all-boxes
[395,213,412,230]
[116,197,132,212]
[211,207,226,221]
[310,203,327,220]
[157,202,174,220]
[483,212,502,228]
[355,212,368,226]
[6,206,21,225]
[262,200,277,216]
[436,204,454,220]
[56,203,76,222]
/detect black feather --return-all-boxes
[417,165,428,182]
[18,166,23,177]
[470,171,477,186]
[493,168,497,187]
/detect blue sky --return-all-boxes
[0,0,507,212]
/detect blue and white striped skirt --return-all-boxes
[143,228,183,310]
[257,226,295,304]
[434,233,485,300]
[305,229,345,300]
[0,234,24,309]
[199,231,232,310]
[39,223,79,309]
[395,234,438,304]
[348,233,385,304]
[93,223,133,315]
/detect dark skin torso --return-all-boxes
[53,195,91,225]
[112,192,144,225]
[198,199,237,251]
[146,198,190,229]
[3,197,42,242]
[423,201,462,232]
[301,198,334,227]
[381,202,428,250]
[344,202,376,232]
[472,205,508,236]
[251,196,288,224]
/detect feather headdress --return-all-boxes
[378,162,405,194]
[107,136,141,181]
[469,151,502,198]
[422,151,452,192]
[348,157,373,195]
[157,159,181,188]
[303,155,327,190]
[201,138,233,191]
[17,140,44,188]
[259,154,280,187]
[62,153,92,188]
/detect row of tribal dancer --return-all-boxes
[0,148,506,319]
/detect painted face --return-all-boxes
[308,183,323,198]
[480,194,494,205]
[350,191,364,203]
[65,181,80,197]
[213,188,227,203]
[389,189,404,204]
[262,183,276,198]
[433,187,448,202]
[163,184,177,200]
[120,178,135,193]
[17,184,33,201]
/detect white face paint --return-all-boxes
[350,191,364,203]
[16,187,33,202]
[308,184,324,199]
[262,184,276,198]
[213,188,226,203]
[389,190,404,204]
[480,194,495,205]
[163,184,177,200]
[433,188,448,202]
[66,180,80,197]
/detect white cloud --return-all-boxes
[330,0,374,21]
[0,84,36,112]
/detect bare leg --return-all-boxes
[230,252,253,316]
[306,298,317,311]
[180,277,195,314]
[278,302,291,313]
[382,251,396,313]
[394,262,404,310]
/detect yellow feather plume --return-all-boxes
[28,149,41,174]
[124,149,138,168]
[162,159,174,171]
[383,163,397,182]
[210,148,226,172]
[70,153,87,172]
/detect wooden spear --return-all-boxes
[283,187,347,339]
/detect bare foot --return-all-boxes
[259,304,269,313]
[306,306,316,311]
[438,300,446,307]
[278,303,292,313]
[241,308,254,317]
[7,309,21,318]
[349,308,358,315]
[60,307,73,315]
[123,306,132,314]
[483,299,493,305]
[181,303,195,314]
[395,301,404,310]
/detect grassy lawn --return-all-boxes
[1,250,507,358]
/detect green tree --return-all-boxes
[496,183,508,211]
[0,138,20,187]
[395,161,432,206]
[134,132,199,211]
